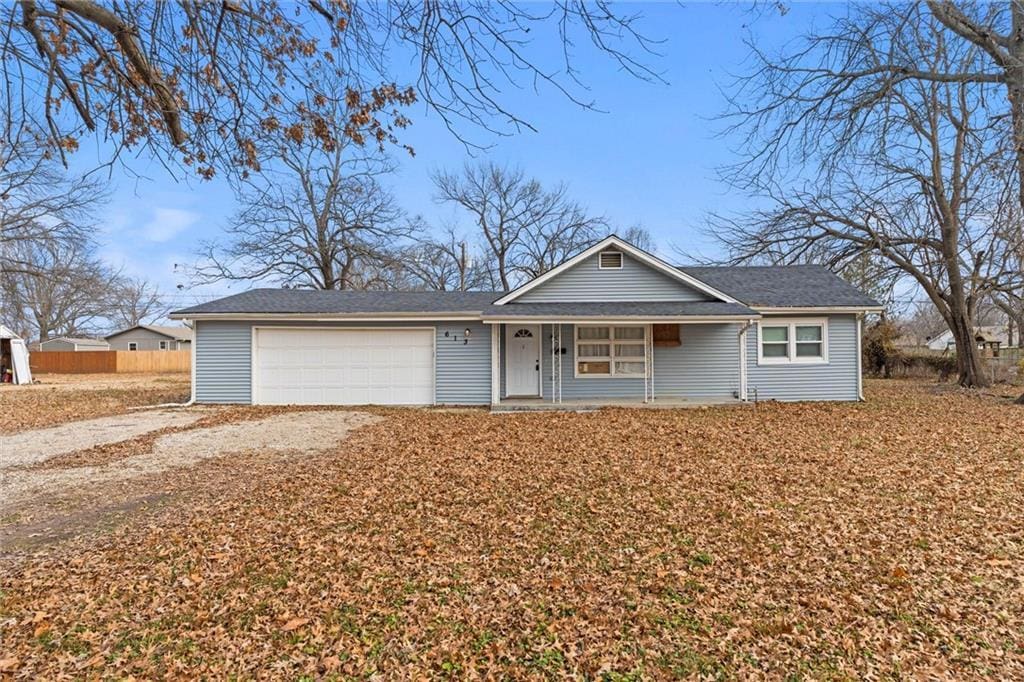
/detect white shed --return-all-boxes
[0,324,33,384]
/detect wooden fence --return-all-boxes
[30,350,190,374]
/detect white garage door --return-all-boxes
[254,327,434,405]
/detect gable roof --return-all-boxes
[106,325,193,341]
[40,336,109,346]
[172,290,502,317]
[480,301,757,319]
[677,264,882,309]
[493,235,740,305]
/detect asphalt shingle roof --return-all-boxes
[42,336,109,345]
[172,265,879,317]
[172,289,503,316]
[678,264,881,308]
[479,301,757,318]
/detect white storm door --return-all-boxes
[505,325,540,396]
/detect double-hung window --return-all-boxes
[575,325,647,377]
[758,319,828,364]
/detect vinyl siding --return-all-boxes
[193,319,491,405]
[516,251,713,303]
[498,323,741,400]
[745,314,860,402]
[108,327,189,350]
[194,320,251,403]
[39,339,109,351]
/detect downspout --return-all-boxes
[856,313,865,401]
[186,317,197,406]
[137,318,196,409]
[738,319,755,401]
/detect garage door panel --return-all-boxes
[255,328,434,405]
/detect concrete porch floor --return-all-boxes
[491,396,748,413]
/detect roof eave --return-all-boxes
[481,315,761,324]
[169,311,487,321]
[754,305,884,314]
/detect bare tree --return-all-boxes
[718,6,1024,388]
[433,162,606,289]
[0,134,107,276]
[1,238,118,341]
[402,224,491,292]
[109,277,166,328]
[619,225,657,253]
[3,1,659,178]
[196,139,406,290]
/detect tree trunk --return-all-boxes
[948,313,989,387]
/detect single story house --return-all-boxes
[38,336,110,352]
[170,236,881,407]
[105,325,193,351]
[925,326,1014,353]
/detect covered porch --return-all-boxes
[482,303,761,409]
[491,395,747,413]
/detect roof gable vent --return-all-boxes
[598,251,623,269]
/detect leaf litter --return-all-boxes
[0,380,1021,678]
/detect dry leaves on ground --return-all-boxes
[1,380,1022,679]
[0,374,190,434]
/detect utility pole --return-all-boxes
[459,241,467,291]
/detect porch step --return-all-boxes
[490,402,598,414]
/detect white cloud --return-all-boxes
[142,207,200,243]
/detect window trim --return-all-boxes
[756,318,829,365]
[158,340,169,350]
[597,251,623,269]
[574,324,647,378]
[128,342,138,351]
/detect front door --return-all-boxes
[505,325,540,396]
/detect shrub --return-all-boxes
[896,351,958,381]
[862,320,901,377]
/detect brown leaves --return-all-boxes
[281,617,310,632]
[0,374,190,434]
[1,380,1023,677]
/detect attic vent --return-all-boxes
[599,251,623,269]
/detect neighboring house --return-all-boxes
[105,325,193,351]
[170,235,882,407]
[38,337,110,352]
[925,326,1012,352]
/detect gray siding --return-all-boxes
[108,328,189,351]
[517,252,713,303]
[193,319,491,405]
[435,321,490,404]
[499,323,741,401]
[649,324,741,399]
[195,320,251,404]
[746,314,860,402]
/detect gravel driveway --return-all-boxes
[2,410,206,469]
[1,409,379,513]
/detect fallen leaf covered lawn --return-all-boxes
[1,380,1022,678]
[0,374,190,434]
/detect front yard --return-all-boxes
[1,381,1022,678]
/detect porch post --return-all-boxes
[738,321,750,401]
[490,324,500,405]
[550,323,555,404]
[558,323,563,404]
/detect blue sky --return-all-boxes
[68,2,827,309]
